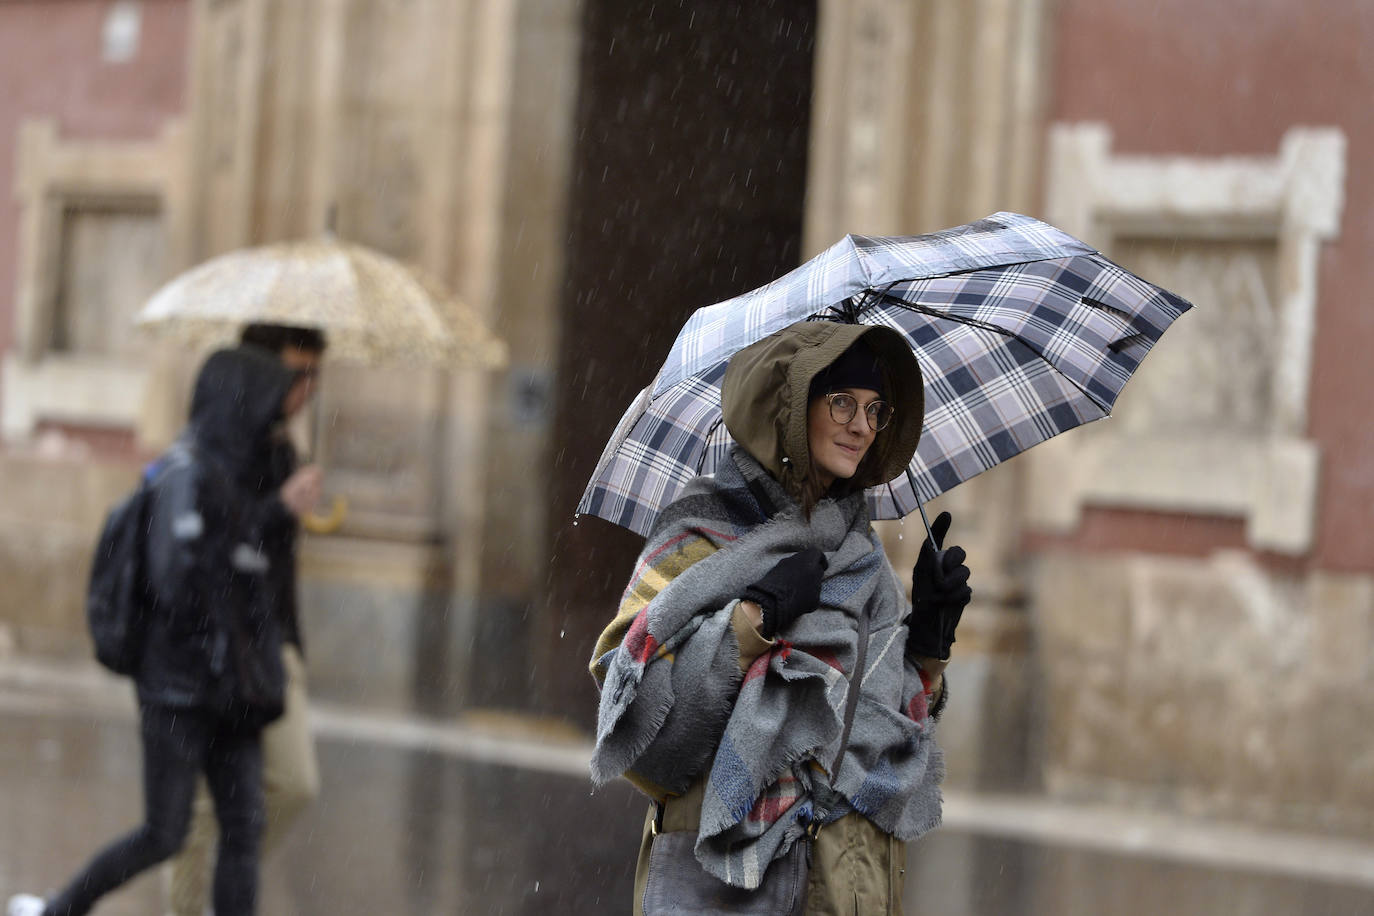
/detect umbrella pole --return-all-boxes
[916,499,939,550]
[307,387,325,463]
[907,467,939,550]
[908,474,949,647]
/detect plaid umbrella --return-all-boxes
[579,212,1193,536]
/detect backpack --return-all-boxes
[86,463,161,675]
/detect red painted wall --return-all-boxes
[0,0,190,355]
[1046,0,1374,572]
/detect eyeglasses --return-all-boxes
[824,392,894,431]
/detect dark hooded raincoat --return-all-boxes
[138,346,297,729]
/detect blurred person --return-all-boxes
[164,323,327,916]
[8,346,315,916]
[589,320,972,914]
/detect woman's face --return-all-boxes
[807,387,880,489]
[281,345,322,419]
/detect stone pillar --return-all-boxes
[806,0,1051,246]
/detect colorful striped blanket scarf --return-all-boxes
[590,447,943,889]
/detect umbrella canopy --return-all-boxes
[135,238,507,368]
[579,212,1193,536]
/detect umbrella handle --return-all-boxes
[302,495,348,535]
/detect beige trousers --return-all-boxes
[164,645,320,916]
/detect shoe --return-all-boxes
[6,894,47,916]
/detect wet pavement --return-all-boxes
[2,662,1373,915]
[0,680,643,915]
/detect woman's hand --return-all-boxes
[737,599,765,632]
[742,547,828,638]
[906,511,971,660]
[279,464,324,517]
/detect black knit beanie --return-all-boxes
[808,338,886,399]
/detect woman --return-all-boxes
[8,346,317,916]
[590,320,972,914]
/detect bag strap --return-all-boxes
[806,603,870,835]
[830,604,870,777]
[744,476,778,521]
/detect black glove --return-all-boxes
[743,547,828,638]
[906,511,972,660]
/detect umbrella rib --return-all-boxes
[852,282,901,323]
[872,289,1015,337]
[818,281,902,324]
[697,414,725,474]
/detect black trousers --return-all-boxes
[45,703,264,916]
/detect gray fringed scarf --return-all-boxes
[590,448,943,889]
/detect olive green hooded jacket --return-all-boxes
[722,320,924,501]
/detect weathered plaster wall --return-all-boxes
[1030,0,1374,835]
[0,0,190,354]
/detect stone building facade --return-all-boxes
[1,0,1369,845]
[1025,0,1370,839]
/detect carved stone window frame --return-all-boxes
[1030,124,1345,554]
[4,118,190,444]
